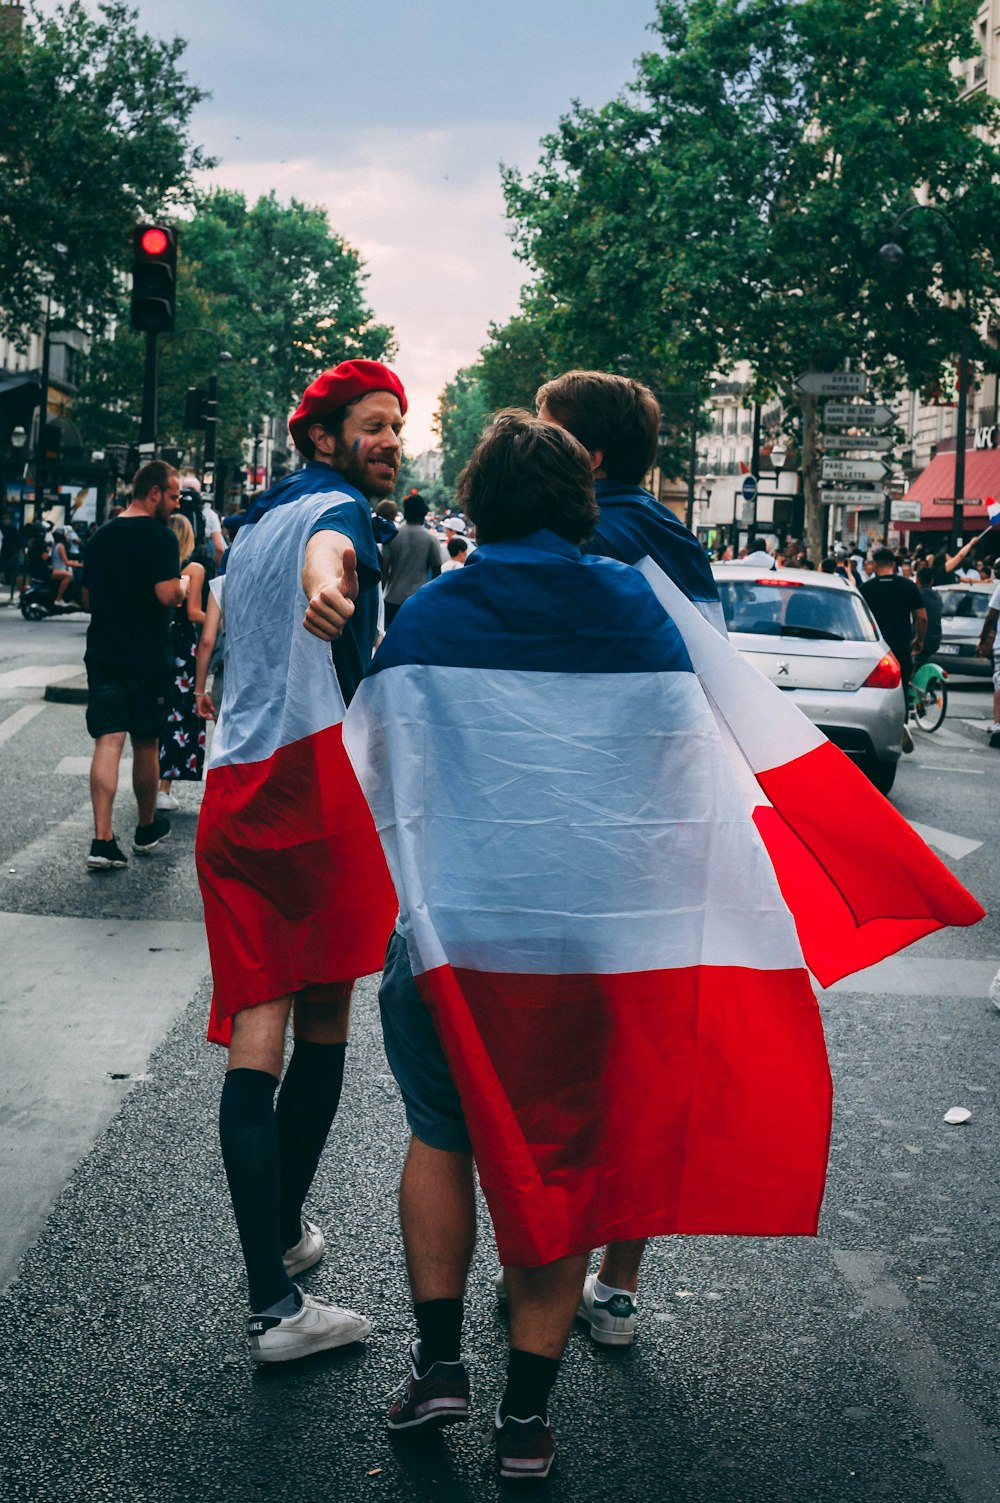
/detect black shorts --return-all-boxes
[85,666,169,742]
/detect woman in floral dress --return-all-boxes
[157,514,207,810]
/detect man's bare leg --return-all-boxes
[90,731,126,840]
[130,737,159,829]
[399,1137,476,1301]
[504,1253,589,1360]
[598,1237,646,1294]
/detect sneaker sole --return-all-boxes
[577,1305,636,1346]
[86,856,128,870]
[132,830,171,855]
[498,1454,555,1480]
[250,1316,372,1363]
[387,1398,471,1431]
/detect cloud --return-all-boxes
[196,124,540,450]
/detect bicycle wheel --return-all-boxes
[913,678,947,732]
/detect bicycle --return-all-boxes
[907,661,948,733]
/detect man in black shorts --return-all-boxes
[83,460,188,869]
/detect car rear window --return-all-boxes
[718,580,879,641]
[938,590,990,619]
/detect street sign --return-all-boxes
[821,433,894,453]
[795,371,869,396]
[821,458,890,483]
[741,474,758,503]
[824,403,894,428]
[819,488,887,507]
[891,501,922,522]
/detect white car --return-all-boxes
[712,564,905,793]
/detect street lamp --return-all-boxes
[10,424,27,527]
[162,327,233,508]
[879,204,972,548]
[33,242,68,519]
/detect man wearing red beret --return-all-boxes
[196,359,406,1361]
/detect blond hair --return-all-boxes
[170,513,195,565]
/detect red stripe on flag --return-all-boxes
[754,740,984,988]
[196,723,397,1045]
[416,963,832,1266]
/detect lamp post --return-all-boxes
[162,327,232,507]
[33,242,68,519]
[10,423,27,529]
[879,204,972,549]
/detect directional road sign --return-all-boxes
[796,371,869,397]
[824,402,894,428]
[819,488,887,507]
[821,433,894,453]
[821,457,890,483]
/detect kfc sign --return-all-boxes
[974,424,998,449]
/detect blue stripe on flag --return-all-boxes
[370,530,694,676]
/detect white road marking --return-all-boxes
[908,820,983,860]
[55,755,131,776]
[825,956,997,997]
[0,664,82,689]
[833,1250,1000,1503]
[908,763,985,774]
[0,703,46,746]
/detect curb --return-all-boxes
[44,681,88,706]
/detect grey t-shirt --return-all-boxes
[381,522,442,606]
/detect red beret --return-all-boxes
[288,360,408,456]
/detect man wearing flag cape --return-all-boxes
[196,360,404,1362]
[343,410,983,1480]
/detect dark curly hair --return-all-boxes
[456,409,598,545]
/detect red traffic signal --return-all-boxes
[130,223,177,334]
[140,226,169,257]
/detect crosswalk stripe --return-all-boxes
[0,703,46,746]
[908,820,983,861]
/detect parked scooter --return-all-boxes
[19,574,88,621]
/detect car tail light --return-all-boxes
[862,653,901,689]
[753,578,803,586]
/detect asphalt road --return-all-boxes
[1,605,998,1503]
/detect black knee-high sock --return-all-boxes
[275,1040,347,1249]
[501,1348,561,1422]
[219,1068,296,1313]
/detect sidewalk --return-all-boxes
[2,966,999,1502]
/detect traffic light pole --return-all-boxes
[202,370,218,507]
[139,330,158,450]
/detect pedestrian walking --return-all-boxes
[441,536,468,571]
[82,460,187,870]
[860,548,927,741]
[195,360,403,1362]
[344,412,982,1480]
[380,492,441,625]
[156,515,207,811]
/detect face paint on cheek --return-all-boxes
[351,438,362,458]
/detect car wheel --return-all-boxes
[861,755,896,795]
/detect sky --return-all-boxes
[40,0,662,450]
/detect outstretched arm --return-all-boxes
[302,530,359,640]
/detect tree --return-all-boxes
[0,0,211,342]
[497,0,1000,556]
[435,367,492,488]
[73,189,395,483]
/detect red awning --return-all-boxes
[903,449,1000,528]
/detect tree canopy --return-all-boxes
[436,366,492,489]
[73,189,395,483]
[0,0,211,343]
[487,0,1000,553]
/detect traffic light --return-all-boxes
[130,224,177,333]
[184,386,209,429]
[43,421,62,462]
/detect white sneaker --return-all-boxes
[577,1273,637,1347]
[249,1290,371,1363]
[155,790,179,812]
[282,1217,325,1276]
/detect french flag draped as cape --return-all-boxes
[344,531,982,1266]
[196,471,397,1046]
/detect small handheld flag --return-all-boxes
[986,496,1000,529]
